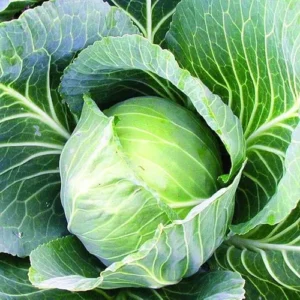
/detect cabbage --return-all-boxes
[105,96,222,217]
[0,0,298,298]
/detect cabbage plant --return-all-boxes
[0,0,299,299]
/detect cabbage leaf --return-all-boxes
[167,0,300,233]
[0,0,138,256]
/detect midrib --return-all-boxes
[246,100,300,146]
[0,83,70,139]
[228,235,300,252]
[146,0,152,42]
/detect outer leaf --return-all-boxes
[60,34,245,180]
[0,0,41,22]
[30,161,243,291]
[166,0,300,233]
[213,202,300,297]
[123,271,245,300]
[29,98,245,290]
[0,253,111,299]
[232,122,300,233]
[29,236,104,291]
[0,0,138,257]
[107,0,181,44]
[2,250,245,299]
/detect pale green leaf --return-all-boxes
[29,236,104,291]
[0,0,138,257]
[30,161,243,290]
[30,235,245,298]
[166,0,300,233]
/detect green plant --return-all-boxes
[0,0,299,299]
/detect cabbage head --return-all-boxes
[105,97,222,218]
[61,96,222,265]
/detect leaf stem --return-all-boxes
[228,235,300,252]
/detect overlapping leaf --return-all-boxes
[60,96,175,265]
[1,249,245,299]
[167,0,300,233]
[0,0,138,256]
[107,0,181,43]
[29,97,245,290]
[60,34,245,179]
[214,200,300,298]
[232,122,300,233]
[29,168,242,290]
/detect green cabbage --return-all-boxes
[0,0,298,298]
[105,96,222,217]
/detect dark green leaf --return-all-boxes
[0,253,111,299]
[0,0,42,22]
[0,0,138,257]
[123,271,245,300]
[166,0,300,233]
[1,249,245,299]
[244,276,300,300]
[108,0,181,44]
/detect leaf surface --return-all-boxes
[1,250,245,299]
[214,201,300,298]
[107,0,181,43]
[0,253,110,299]
[123,271,245,300]
[232,122,300,233]
[166,0,300,233]
[60,34,245,179]
[0,0,138,257]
